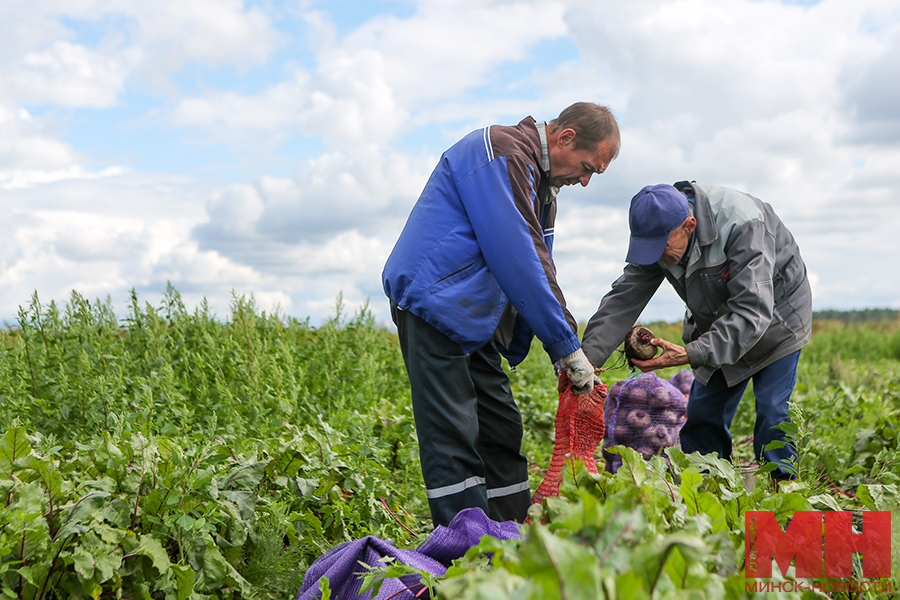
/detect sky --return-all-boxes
[2,0,900,330]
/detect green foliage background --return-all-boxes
[1,288,899,598]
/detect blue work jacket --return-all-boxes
[383,117,579,366]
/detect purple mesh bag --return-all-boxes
[601,372,688,473]
[296,507,523,600]
[668,369,694,397]
[296,536,439,600]
[415,506,522,566]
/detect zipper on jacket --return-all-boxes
[431,260,477,286]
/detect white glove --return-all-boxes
[559,348,598,394]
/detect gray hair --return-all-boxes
[549,102,620,158]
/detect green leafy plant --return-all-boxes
[438,451,831,599]
[1,291,899,597]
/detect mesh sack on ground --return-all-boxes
[601,372,688,473]
[296,507,522,600]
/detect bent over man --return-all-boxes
[383,103,620,526]
[582,182,812,481]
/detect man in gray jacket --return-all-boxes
[581,181,812,480]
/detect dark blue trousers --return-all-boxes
[391,303,531,527]
[680,350,801,479]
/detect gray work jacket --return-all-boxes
[582,181,812,387]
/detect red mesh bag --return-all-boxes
[531,372,607,506]
[601,372,687,473]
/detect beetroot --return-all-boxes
[626,386,649,403]
[601,372,690,473]
[658,410,680,426]
[614,423,633,442]
[626,408,651,429]
[644,424,673,448]
[649,385,674,408]
[623,325,657,364]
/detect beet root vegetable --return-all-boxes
[614,423,633,442]
[659,410,680,426]
[626,408,651,429]
[650,385,674,408]
[623,326,657,363]
[644,424,673,448]
[603,373,688,473]
[625,385,649,405]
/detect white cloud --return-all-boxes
[0,172,291,323]
[1,165,125,190]
[0,98,87,187]
[0,2,71,61]
[0,0,281,109]
[194,146,432,257]
[131,0,278,69]
[167,0,572,149]
[6,40,133,107]
[841,24,900,144]
[102,0,282,96]
[338,0,569,106]
[544,0,900,316]
[3,0,900,330]
[169,56,405,149]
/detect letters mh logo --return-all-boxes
[745,511,892,579]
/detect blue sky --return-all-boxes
[2,0,900,329]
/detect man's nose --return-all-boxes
[579,173,593,187]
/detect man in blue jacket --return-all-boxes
[383,102,620,526]
[581,182,812,482]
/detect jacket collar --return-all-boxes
[662,181,717,277]
[674,180,717,248]
[536,120,551,173]
[534,119,558,202]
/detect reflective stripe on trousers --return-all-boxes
[392,302,532,527]
[426,477,530,500]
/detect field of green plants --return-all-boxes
[1,287,898,599]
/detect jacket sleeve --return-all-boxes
[581,263,665,367]
[456,154,579,362]
[684,219,776,369]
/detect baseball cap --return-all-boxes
[625,184,690,265]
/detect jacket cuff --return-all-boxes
[684,341,702,368]
[582,347,603,369]
[545,335,582,364]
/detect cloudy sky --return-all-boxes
[2,0,899,330]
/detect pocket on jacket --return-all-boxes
[774,254,805,299]
[742,320,796,368]
[428,260,479,295]
[699,264,730,319]
[682,310,698,345]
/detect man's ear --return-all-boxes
[557,128,576,147]
[684,216,697,234]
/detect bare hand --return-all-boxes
[630,338,689,372]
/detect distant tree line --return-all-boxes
[812,308,899,323]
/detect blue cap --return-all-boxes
[625,184,690,265]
